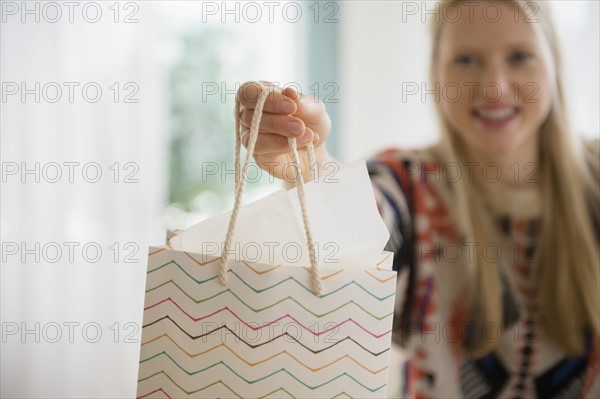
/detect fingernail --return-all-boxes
[288,121,304,135]
[286,87,298,100]
[298,130,313,144]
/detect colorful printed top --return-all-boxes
[366,141,599,399]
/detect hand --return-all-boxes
[237,81,332,182]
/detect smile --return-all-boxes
[472,106,519,129]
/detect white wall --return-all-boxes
[338,1,439,162]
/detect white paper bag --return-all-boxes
[136,82,397,398]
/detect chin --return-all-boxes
[472,136,519,159]
[482,144,516,158]
[478,126,530,153]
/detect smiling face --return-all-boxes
[435,0,556,161]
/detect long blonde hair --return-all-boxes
[428,0,600,357]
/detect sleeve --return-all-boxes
[366,149,418,346]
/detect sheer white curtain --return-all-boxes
[1,3,167,397]
[1,1,306,397]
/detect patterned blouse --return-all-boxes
[366,141,599,399]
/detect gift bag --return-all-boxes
[136,83,397,398]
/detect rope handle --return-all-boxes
[219,82,323,296]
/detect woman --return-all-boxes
[237,0,599,397]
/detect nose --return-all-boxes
[480,60,513,102]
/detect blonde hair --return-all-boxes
[428,0,600,357]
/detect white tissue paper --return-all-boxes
[169,160,389,269]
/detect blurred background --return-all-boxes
[1,1,598,397]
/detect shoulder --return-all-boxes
[368,144,439,165]
[366,144,453,225]
[367,144,442,184]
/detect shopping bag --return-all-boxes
[136,82,397,398]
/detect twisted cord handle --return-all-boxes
[219,82,322,296]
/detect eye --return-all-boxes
[455,55,478,66]
[511,51,531,63]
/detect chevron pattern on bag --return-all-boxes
[137,247,397,399]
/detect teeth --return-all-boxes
[477,108,516,121]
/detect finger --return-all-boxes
[281,86,300,102]
[283,86,327,122]
[241,128,315,154]
[309,127,320,146]
[238,82,297,115]
[241,130,288,154]
[240,110,305,137]
[293,94,326,120]
[299,127,319,148]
